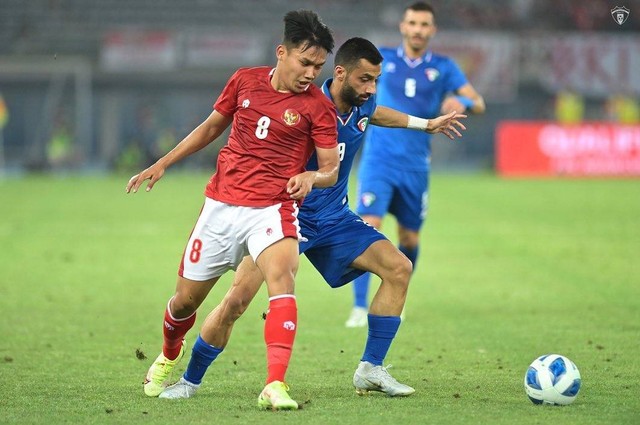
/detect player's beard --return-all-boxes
[341,83,368,107]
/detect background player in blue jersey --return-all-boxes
[157,37,466,402]
[348,2,486,327]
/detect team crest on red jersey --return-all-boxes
[282,109,301,126]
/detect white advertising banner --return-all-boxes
[101,30,177,72]
[184,32,264,68]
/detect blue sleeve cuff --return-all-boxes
[455,95,474,109]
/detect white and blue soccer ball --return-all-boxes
[524,354,581,405]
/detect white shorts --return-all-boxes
[179,197,301,281]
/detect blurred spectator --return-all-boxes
[567,0,610,31]
[605,92,640,124]
[152,128,177,161]
[46,113,74,169]
[0,93,8,130]
[554,87,584,124]
[115,104,161,171]
[114,139,144,173]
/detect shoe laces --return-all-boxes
[274,381,291,392]
[154,357,177,375]
[268,381,293,400]
[371,364,401,384]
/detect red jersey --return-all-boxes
[205,66,338,207]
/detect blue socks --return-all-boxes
[361,315,401,366]
[399,244,418,270]
[353,272,371,308]
[183,334,223,385]
[355,244,413,365]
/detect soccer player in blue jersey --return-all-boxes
[347,2,486,327]
[157,37,465,404]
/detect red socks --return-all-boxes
[162,298,196,360]
[264,295,297,384]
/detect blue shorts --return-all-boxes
[299,209,387,288]
[356,163,429,231]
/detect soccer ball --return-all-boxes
[524,354,581,405]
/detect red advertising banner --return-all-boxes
[496,121,640,177]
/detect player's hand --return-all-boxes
[286,171,315,200]
[125,163,166,193]
[427,110,467,140]
[441,96,467,115]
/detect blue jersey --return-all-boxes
[361,46,468,172]
[302,78,377,220]
[298,78,385,287]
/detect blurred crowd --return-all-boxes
[554,88,640,125]
[428,0,638,32]
[1,0,638,173]
[2,0,637,59]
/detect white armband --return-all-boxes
[407,115,429,131]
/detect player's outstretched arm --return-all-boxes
[126,111,232,193]
[371,106,467,140]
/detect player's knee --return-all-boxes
[264,270,296,294]
[399,235,419,250]
[396,255,413,287]
[398,226,420,249]
[170,293,200,317]
[382,253,412,290]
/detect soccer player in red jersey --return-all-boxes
[155,38,466,403]
[126,10,338,410]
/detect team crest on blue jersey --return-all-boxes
[361,192,376,207]
[282,109,301,126]
[384,62,396,73]
[357,117,369,132]
[425,68,440,82]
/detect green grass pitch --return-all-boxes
[1,172,638,424]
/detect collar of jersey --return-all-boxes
[396,46,433,68]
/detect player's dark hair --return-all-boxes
[282,10,334,54]
[334,37,382,71]
[404,2,435,19]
